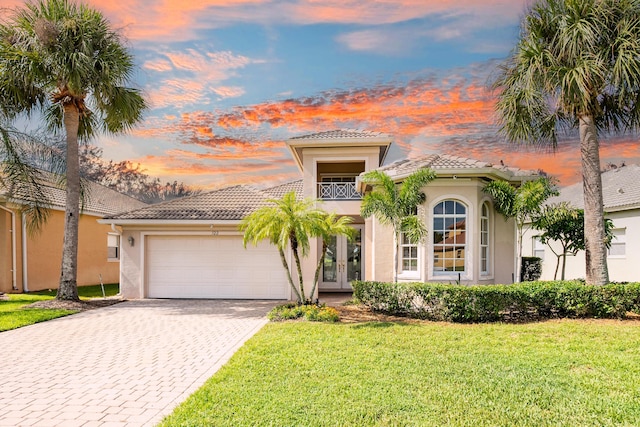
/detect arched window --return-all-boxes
[480,202,490,275]
[433,200,466,273]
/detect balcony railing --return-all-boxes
[318,182,362,200]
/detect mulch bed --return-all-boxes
[26,298,124,312]
[334,304,425,324]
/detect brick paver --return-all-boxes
[0,299,277,427]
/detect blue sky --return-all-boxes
[3,0,638,188]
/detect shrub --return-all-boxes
[352,280,640,323]
[268,303,339,322]
[521,257,542,281]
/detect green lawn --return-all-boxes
[0,283,120,332]
[161,320,640,427]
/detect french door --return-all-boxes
[320,225,363,291]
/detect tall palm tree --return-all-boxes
[483,177,557,282]
[242,192,352,304]
[0,0,146,300]
[360,168,436,283]
[493,0,640,285]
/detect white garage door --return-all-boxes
[146,235,289,299]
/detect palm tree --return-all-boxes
[309,213,355,301]
[241,192,352,304]
[0,125,62,233]
[493,0,640,285]
[483,177,557,282]
[360,168,436,282]
[0,0,146,300]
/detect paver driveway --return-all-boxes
[0,299,278,427]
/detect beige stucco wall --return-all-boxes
[524,209,640,282]
[0,206,119,293]
[0,209,14,292]
[368,177,517,285]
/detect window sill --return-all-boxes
[397,272,420,281]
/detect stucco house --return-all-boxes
[0,173,146,293]
[523,164,640,282]
[101,130,541,300]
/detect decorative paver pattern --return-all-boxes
[0,299,277,427]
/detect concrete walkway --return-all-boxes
[0,299,278,427]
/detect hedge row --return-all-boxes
[352,280,640,323]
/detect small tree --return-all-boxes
[532,203,614,280]
[360,168,436,282]
[241,192,352,304]
[483,177,558,282]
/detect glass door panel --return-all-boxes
[346,228,362,283]
[322,236,338,283]
[320,225,363,291]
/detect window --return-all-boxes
[480,202,490,275]
[400,232,418,272]
[433,200,466,273]
[608,228,626,257]
[107,233,120,261]
[533,236,545,260]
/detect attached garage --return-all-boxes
[146,235,288,299]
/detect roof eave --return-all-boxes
[97,219,243,226]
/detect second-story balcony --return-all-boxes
[318,182,362,200]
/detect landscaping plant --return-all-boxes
[493,0,640,285]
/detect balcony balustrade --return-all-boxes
[317,182,361,200]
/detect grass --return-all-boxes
[161,319,640,427]
[30,283,119,298]
[0,283,120,332]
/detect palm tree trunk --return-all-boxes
[278,247,301,302]
[57,103,80,301]
[290,235,305,303]
[579,115,609,285]
[393,230,399,283]
[309,241,327,303]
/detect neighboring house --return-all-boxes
[101,130,541,300]
[0,173,147,293]
[523,164,640,282]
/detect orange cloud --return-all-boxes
[67,0,524,42]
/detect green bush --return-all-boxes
[268,303,339,322]
[352,280,640,323]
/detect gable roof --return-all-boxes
[547,164,640,212]
[103,180,304,222]
[1,172,147,217]
[372,154,541,183]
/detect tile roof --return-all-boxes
[105,180,304,221]
[261,180,303,199]
[1,171,146,216]
[289,129,390,141]
[547,164,640,211]
[375,154,540,179]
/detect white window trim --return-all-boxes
[608,228,626,259]
[397,232,421,280]
[533,235,546,261]
[428,197,473,282]
[107,232,120,262]
[480,202,491,277]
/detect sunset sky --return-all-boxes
[3,0,639,189]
